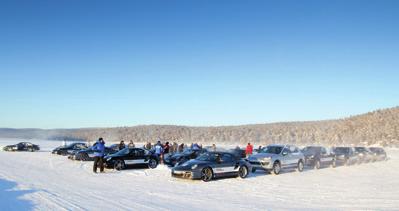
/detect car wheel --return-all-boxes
[314,160,321,169]
[332,159,336,168]
[29,148,34,152]
[297,160,304,172]
[344,158,349,166]
[82,153,90,161]
[201,167,213,182]
[272,161,281,175]
[148,158,158,169]
[114,160,126,171]
[238,166,249,178]
[251,167,257,173]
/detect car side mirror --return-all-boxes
[282,151,288,156]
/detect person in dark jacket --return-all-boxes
[93,138,105,173]
[163,142,170,154]
[119,140,126,150]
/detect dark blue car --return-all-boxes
[171,151,251,182]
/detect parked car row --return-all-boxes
[51,142,389,182]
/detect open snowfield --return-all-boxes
[0,139,399,211]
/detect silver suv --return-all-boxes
[248,144,305,175]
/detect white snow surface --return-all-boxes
[0,138,399,211]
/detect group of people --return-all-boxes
[90,137,258,173]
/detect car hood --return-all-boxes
[249,153,278,160]
[5,145,17,148]
[173,159,209,169]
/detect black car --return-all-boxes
[104,147,158,170]
[369,147,387,161]
[69,144,119,161]
[163,148,207,166]
[171,151,251,182]
[332,147,358,166]
[3,142,40,152]
[354,147,374,163]
[52,143,88,156]
[302,146,336,169]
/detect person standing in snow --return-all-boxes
[119,140,126,150]
[178,143,184,153]
[93,138,105,173]
[154,141,163,158]
[212,144,217,152]
[128,140,135,148]
[245,143,253,157]
[163,142,170,154]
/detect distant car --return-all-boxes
[104,147,158,170]
[368,147,387,161]
[302,146,336,169]
[3,142,40,152]
[248,144,305,175]
[52,143,88,156]
[171,151,251,182]
[69,144,119,161]
[354,147,374,163]
[163,148,207,166]
[332,147,358,166]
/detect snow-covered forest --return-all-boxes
[1,107,399,147]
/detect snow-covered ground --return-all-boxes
[0,139,399,211]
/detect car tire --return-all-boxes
[238,166,249,178]
[251,167,256,173]
[272,161,281,175]
[297,160,304,172]
[314,160,321,169]
[201,167,213,182]
[331,159,336,168]
[82,153,90,161]
[114,160,126,171]
[29,148,34,152]
[148,158,158,169]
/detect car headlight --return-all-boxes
[262,157,271,162]
[106,157,112,161]
[191,164,198,169]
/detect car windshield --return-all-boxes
[302,147,321,154]
[355,147,367,152]
[114,147,129,156]
[196,153,217,161]
[260,146,283,154]
[334,147,349,154]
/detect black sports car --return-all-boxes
[302,146,335,169]
[332,147,358,166]
[3,142,40,152]
[52,142,88,156]
[69,144,119,161]
[163,148,207,166]
[369,147,387,161]
[171,151,251,182]
[104,147,158,170]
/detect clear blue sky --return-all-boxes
[1,0,398,129]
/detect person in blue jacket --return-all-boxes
[92,137,105,173]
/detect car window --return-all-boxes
[130,149,144,157]
[282,148,291,154]
[220,154,234,163]
[321,148,327,154]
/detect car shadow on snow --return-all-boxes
[0,178,36,210]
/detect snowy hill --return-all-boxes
[1,106,399,147]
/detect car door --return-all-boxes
[212,153,238,177]
[124,149,147,166]
[320,147,333,164]
[281,147,296,168]
[290,146,302,166]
